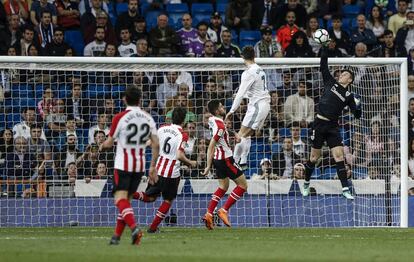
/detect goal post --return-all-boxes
[0,56,408,228]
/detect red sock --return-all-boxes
[207,188,226,215]
[149,201,171,231]
[132,192,152,202]
[116,199,137,230]
[114,213,126,237]
[222,186,246,211]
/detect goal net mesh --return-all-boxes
[0,59,402,227]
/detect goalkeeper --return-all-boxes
[302,40,362,200]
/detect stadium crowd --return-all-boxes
[0,0,411,197]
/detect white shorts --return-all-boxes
[242,99,270,130]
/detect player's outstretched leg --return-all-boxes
[204,185,228,230]
[303,148,321,197]
[148,200,172,233]
[132,191,156,202]
[234,136,251,170]
[109,213,125,245]
[218,176,247,227]
[116,198,142,245]
[335,160,354,200]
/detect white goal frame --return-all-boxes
[0,56,408,228]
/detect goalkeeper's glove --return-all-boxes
[353,94,362,110]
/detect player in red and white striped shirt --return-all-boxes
[143,107,197,233]
[100,86,159,246]
[202,100,248,230]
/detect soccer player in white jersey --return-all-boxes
[202,100,248,230]
[100,86,159,246]
[225,46,271,169]
[143,107,197,233]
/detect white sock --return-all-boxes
[239,137,251,165]
[233,141,243,164]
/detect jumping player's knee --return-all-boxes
[235,176,248,190]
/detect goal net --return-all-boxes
[0,56,408,228]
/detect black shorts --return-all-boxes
[310,117,343,149]
[112,169,143,195]
[145,176,180,201]
[213,157,244,180]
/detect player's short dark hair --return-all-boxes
[207,100,221,115]
[342,69,355,84]
[124,86,141,106]
[172,107,187,125]
[242,46,255,60]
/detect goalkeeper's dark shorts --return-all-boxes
[310,117,343,149]
[112,169,143,195]
[145,176,181,201]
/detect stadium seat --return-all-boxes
[64,30,84,56]
[111,85,126,98]
[0,114,5,130]
[7,113,21,127]
[11,84,33,98]
[193,13,211,24]
[169,13,183,30]
[166,3,189,13]
[13,98,36,110]
[230,30,239,44]
[87,85,108,98]
[320,167,337,179]
[191,3,213,15]
[116,3,128,16]
[301,128,309,138]
[342,4,361,19]
[271,143,281,153]
[341,18,352,34]
[140,3,164,16]
[279,128,290,137]
[216,3,227,14]
[146,10,163,31]
[353,167,368,179]
[240,30,262,48]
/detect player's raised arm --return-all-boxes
[319,46,335,84]
[228,72,255,115]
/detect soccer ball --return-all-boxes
[313,29,330,45]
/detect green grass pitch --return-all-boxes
[1,227,414,262]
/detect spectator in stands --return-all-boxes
[83,26,106,56]
[353,42,368,57]
[328,15,352,56]
[290,121,308,160]
[271,137,301,177]
[27,43,40,56]
[409,98,414,138]
[19,25,37,56]
[80,0,106,34]
[37,87,55,121]
[366,166,379,180]
[79,0,108,16]
[115,0,140,36]
[6,136,36,180]
[46,99,68,140]
[254,27,282,58]
[64,78,90,126]
[83,10,116,46]
[65,46,74,56]
[100,97,117,120]
[55,0,80,29]
[56,134,80,174]
[256,158,278,180]
[350,14,377,52]
[207,12,227,45]
[44,27,70,56]
[184,121,197,156]
[408,138,414,177]
[306,16,321,55]
[117,27,136,57]
[344,131,367,168]
[92,130,105,145]
[365,121,391,171]
[317,37,343,57]
[57,116,80,151]
[103,43,117,56]
[76,143,99,179]
[92,162,108,180]
[156,71,178,111]
[276,11,299,52]
[13,107,45,140]
[268,91,284,135]
[201,40,217,57]
[225,0,252,31]
[316,0,342,28]
[395,10,414,57]
[379,30,400,57]
[277,72,296,102]
[131,16,148,43]
[191,137,208,178]
[132,38,149,57]
[64,161,78,183]
[28,123,51,160]
[366,5,387,39]
[165,83,194,112]
[292,163,305,180]
[388,0,408,36]
[165,95,197,123]
[409,75,414,92]
[285,30,315,57]
[32,152,56,182]
[0,129,14,177]
[187,21,209,57]
[0,14,21,55]
[149,13,180,57]
[216,29,241,57]
[4,0,29,22]
[30,0,57,26]
[177,13,198,56]
[275,0,307,29]
[251,0,278,30]
[283,80,314,127]
[7,46,17,56]
[88,109,109,144]
[197,110,212,140]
